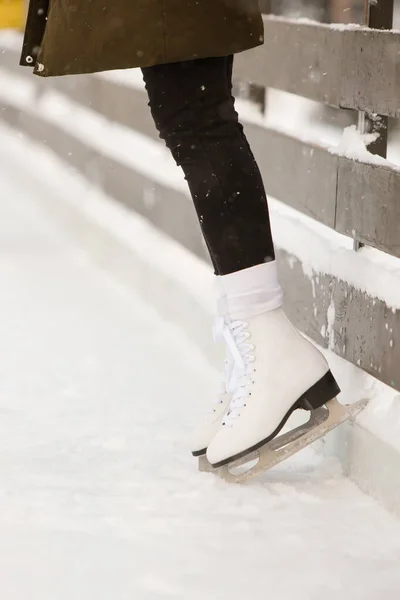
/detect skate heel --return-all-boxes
[299,370,341,411]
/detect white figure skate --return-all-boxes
[201,309,369,482]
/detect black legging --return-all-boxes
[141,55,274,276]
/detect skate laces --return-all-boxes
[213,317,255,426]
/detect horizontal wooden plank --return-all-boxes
[336,159,400,256]
[244,122,400,259]
[235,18,343,107]
[279,249,400,392]
[243,121,338,227]
[340,29,400,116]
[234,16,400,117]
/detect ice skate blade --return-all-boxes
[200,398,369,483]
[198,455,214,473]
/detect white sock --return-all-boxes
[219,261,283,320]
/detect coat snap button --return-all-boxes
[37,63,44,72]
[26,55,33,64]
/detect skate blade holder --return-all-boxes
[199,398,369,484]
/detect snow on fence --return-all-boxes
[0,8,399,394]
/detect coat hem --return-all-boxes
[32,39,264,78]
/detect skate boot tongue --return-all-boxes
[214,318,246,368]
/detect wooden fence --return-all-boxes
[0,3,399,392]
[234,17,400,252]
[231,5,400,390]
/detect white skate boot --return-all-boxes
[200,262,368,482]
[205,308,368,481]
[206,307,336,462]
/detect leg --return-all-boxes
[142,56,340,473]
[142,56,277,458]
[141,56,274,275]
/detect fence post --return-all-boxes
[353,0,394,251]
[249,1,271,112]
[359,0,394,158]
[236,1,270,113]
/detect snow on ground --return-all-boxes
[1,132,400,600]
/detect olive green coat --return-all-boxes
[20,0,264,77]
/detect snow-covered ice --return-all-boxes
[1,136,400,600]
